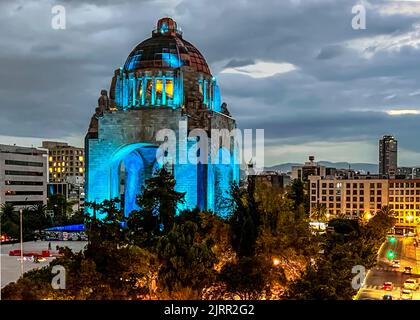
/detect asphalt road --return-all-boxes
[358,235,420,300]
[0,241,87,291]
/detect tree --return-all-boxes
[47,194,73,226]
[130,167,185,242]
[0,203,19,239]
[228,183,260,257]
[157,221,217,299]
[310,203,327,228]
[219,256,274,300]
[288,179,308,211]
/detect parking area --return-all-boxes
[1,241,87,290]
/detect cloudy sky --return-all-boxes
[1,0,420,166]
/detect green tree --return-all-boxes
[47,194,73,226]
[157,220,217,299]
[220,256,275,300]
[228,182,260,257]
[0,203,19,239]
[130,167,185,242]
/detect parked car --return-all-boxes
[400,289,413,300]
[383,282,393,291]
[403,279,418,291]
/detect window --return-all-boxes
[5,181,43,186]
[155,79,163,105]
[5,160,43,167]
[5,190,43,196]
[5,170,43,176]
[145,79,153,105]
[166,78,174,105]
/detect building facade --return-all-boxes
[42,141,84,184]
[397,167,420,179]
[379,135,398,177]
[309,175,420,233]
[85,18,239,217]
[0,144,48,209]
[254,171,291,189]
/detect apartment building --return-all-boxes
[309,176,419,233]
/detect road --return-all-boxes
[357,235,420,300]
[1,241,87,291]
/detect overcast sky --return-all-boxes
[1,0,420,166]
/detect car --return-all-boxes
[403,279,418,291]
[403,266,412,275]
[383,282,393,291]
[391,260,400,268]
[382,294,393,300]
[400,289,413,300]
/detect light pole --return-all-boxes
[19,207,23,277]
[19,197,28,277]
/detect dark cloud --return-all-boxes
[223,58,255,68]
[1,0,420,165]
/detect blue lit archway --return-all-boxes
[110,143,158,217]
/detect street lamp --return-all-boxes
[19,197,28,277]
[19,207,23,277]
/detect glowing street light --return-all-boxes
[386,250,395,260]
[272,258,280,267]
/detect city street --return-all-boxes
[358,236,420,300]
[0,241,87,290]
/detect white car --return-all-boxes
[403,279,418,291]
[391,260,400,268]
[400,289,413,300]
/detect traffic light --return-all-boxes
[389,236,396,244]
[386,250,395,260]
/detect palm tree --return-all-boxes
[0,203,19,239]
[1,203,16,221]
[310,203,327,230]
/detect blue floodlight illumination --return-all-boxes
[85,18,239,220]
[162,53,183,68]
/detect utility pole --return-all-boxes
[19,207,23,277]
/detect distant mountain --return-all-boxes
[265,161,379,174]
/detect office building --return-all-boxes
[42,141,84,184]
[379,135,398,177]
[0,144,48,209]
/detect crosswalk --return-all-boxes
[362,284,402,290]
[374,266,403,272]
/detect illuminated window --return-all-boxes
[79,168,84,173]
[156,79,163,105]
[166,79,173,105]
[57,167,61,173]
[145,79,153,105]
[53,162,56,167]
[48,156,53,161]
[79,156,84,162]
[137,80,143,105]
[49,168,52,173]
[62,162,65,166]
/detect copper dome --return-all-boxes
[124,17,211,75]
